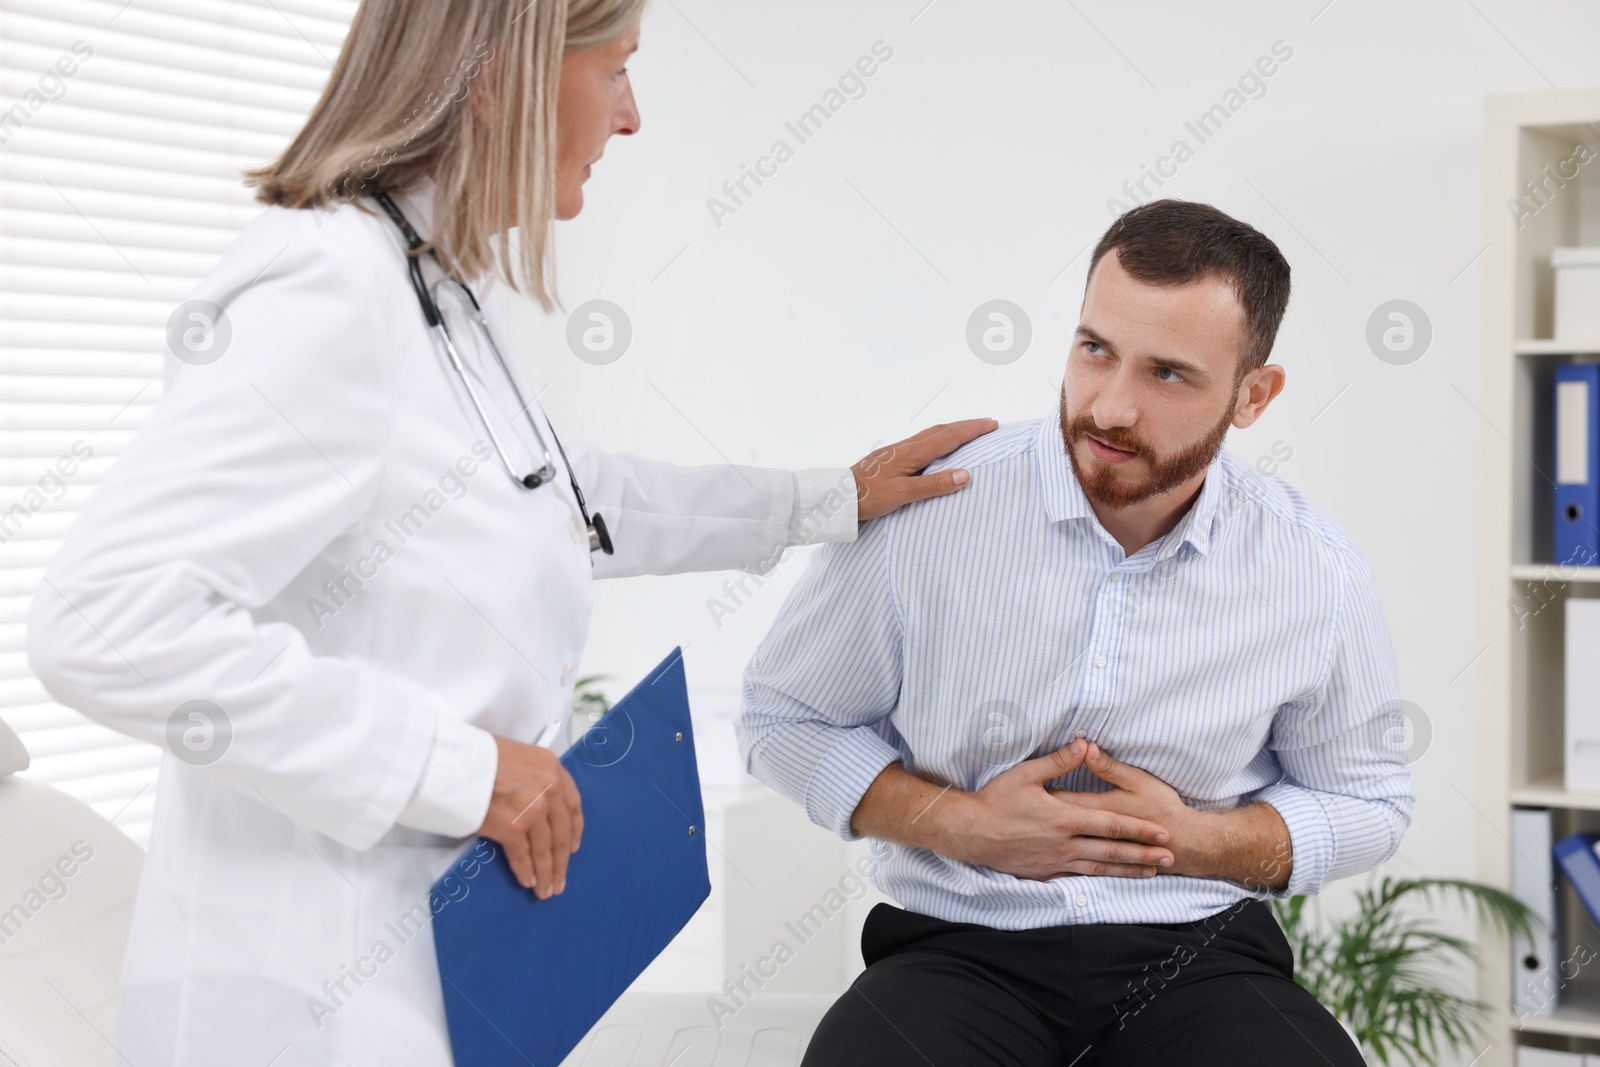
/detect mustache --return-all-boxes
[1065,414,1145,456]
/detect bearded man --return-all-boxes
[736,199,1409,1067]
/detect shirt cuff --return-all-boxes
[395,716,499,837]
[806,728,902,841]
[789,468,858,546]
[1253,783,1336,897]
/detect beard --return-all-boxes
[1059,391,1235,510]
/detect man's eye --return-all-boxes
[1155,366,1185,383]
[1084,341,1104,355]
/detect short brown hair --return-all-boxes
[1087,199,1291,374]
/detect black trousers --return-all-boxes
[802,899,1364,1067]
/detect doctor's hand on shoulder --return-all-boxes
[850,418,998,521]
[480,416,998,899]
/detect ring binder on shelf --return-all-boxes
[1511,808,1559,1018]
[1554,363,1600,567]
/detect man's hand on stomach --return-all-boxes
[850,738,1176,880]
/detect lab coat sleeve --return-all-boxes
[1250,547,1414,896]
[25,212,491,852]
[395,713,500,837]
[564,433,859,580]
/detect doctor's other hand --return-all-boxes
[853,418,999,522]
[479,735,584,900]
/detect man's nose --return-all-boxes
[1089,370,1140,429]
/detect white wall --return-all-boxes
[500,0,1600,1045]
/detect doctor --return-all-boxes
[24,0,992,1063]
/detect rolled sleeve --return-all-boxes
[1258,545,1414,896]
[737,515,905,841]
[806,728,903,840]
[1252,782,1336,898]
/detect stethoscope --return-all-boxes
[373,190,613,556]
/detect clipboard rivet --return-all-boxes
[688,825,697,836]
[674,731,682,742]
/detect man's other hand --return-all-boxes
[945,739,1176,880]
[1059,742,1293,890]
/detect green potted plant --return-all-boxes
[1273,877,1536,1065]
[568,674,613,748]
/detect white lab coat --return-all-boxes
[24,181,857,1066]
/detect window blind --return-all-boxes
[0,0,356,845]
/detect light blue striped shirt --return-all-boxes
[737,412,1413,929]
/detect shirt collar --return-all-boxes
[1034,409,1227,558]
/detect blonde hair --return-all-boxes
[247,0,645,311]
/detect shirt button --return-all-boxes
[1074,894,1088,908]
[1108,572,1120,582]
[561,662,575,686]
[1073,728,1087,739]
[1094,655,1107,668]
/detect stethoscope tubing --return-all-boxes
[372,190,613,556]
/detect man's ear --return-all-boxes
[1231,364,1286,430]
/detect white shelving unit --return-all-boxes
[1479,89,1600,1064]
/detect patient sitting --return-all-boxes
[736,198,1410,1067]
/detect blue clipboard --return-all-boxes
[430,648,710,1067]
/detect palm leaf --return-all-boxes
[572,674,613,718]
[1272,876,1537,1066]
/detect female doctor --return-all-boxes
[25,0,992,1063]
